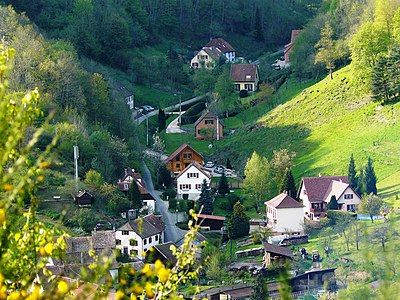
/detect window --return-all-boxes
[197,130,201,134]
[129,239,138,246]
[176,154,180,161]
[155,235,158,241]
[205,120,214,125]
[183,153,187,159]
[196,184,202,190]
[144,238,147,245]
[303,189,307,195]
[192,62,199,68]
[233,84,240,91]
[123,183,129,189]
[347,204,356,212]
[187,173,199,178]
[123,247,128,254]
[116,239,121,245]
[180,184,191,191]
[130,249,138,256]
[176,163,181,170]
[344,194,354,199]
[188,153,192,159]
[244,84,253,91]
[143,201,147,206]
[122,230,129,235]
[149,237,152,243]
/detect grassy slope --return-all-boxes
[217,66,400,199]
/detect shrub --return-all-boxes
[162,188,177,199]
[227,194,241,210]
[326,210,357,225]
[239,90,248,98]
[181,102,206,124]
[169,198,177,210]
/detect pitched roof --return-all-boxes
[153,242,177,264]
[222,287,254,298]
[176,161,212,180]
[194,111,225,127]
[265,193,304,209]
[262,242,293,258]
[197,214,225,221]
[230,64,258,82]
[91,230,116,250]
[299,176,349,203]
[201,46,225,61]
[323,180,350,202]
[117,214,165,239]
[76,190,93,198]
[284,29,303,49]
[205,38,235,53]
[165,143,204,162]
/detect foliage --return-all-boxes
[127,180,143,210]
[66,208,98,233]
[197,179,214,215]
[180,102,206,125]
[239,90,248,98]
[218,174,230,196]
[226,158,233,170]
[243,151,272,212]
[157,164,172,188]
[84,169,104,189]
[251,227,272,244]
[348,154,357,189]
[359,193,383,223]
[227,201,250,239]
[364,157,377,195]
[158,108,166,132]
[271,149,296,190]
[162,188,177,199]
[205,250,229,281]
[279,169,297,199]
[327,195,338,210]
[251,274,269,300]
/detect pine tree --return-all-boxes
[197,179,214,215]
[250,274,269,300]
[157,164,172,187]
[158,109,166,132]
[127,181,143,210]
[364,157,377,195]
[279,169,297,199]
[227,201,250,239]
[218,173,230,196]
[315,22,339,79]
[327,195,338,210]
[348,154,357,189]
[356,169,365,196]
[371,55,391,102]
[226,158,232,170]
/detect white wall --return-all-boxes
[275,207,304,233]
[336,187,361,211]
[177,165,211,200]
[142,199,156,214]
[116,230,162,260]
[299,184,311,215]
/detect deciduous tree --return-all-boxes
[315,22,339,79]
[359,193,383,223]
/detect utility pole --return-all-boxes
[73,145,79,194]
[216,115,220,141]
[178,94,182,126]
[146,118,149,146]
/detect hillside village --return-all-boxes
[2,1,400,299]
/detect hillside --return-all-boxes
[218,66,400,199]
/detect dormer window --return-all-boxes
[246,75,251,79]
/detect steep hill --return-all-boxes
[218,66,400,198]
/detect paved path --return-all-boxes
[166,113,186,133]
[137,93,210,125]
[141,161,186,243]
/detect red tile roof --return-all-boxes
[230,64,258,82]
[205,38,235,53]
[299,176,349,203]
[165,143,204,162]
[265,193,304,209]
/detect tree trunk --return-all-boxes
[329,68,333,80]
[370,214,374,223]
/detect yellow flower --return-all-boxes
[57,280,69,295]
[157,267,170,283]
[37,175,45,182]
[40,162,50,168]
[116,290,124,300]
[44,243,54,255]
[0,209,5,224]
[132,284,143,295]
[141,263,153,277]
[154,260,164,271]
[3,184,13,191]
[9,291,20,300]
[145,282,154,298]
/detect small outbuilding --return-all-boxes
[75,190,94,206]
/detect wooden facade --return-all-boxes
[165,143,204,174]
[194,111,224,140]
[75,190,94,206]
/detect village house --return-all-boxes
[265,193,305,235]
[262,242,294,267]
[75,190,94,206]
[176,161,211,200]
[284,29,303,66]
[298,175,361,221]
[117,168,156,213]
[115,214,165,260]
[194,111,224,140]
[196,214,225,230]
[146,242,177,267]
[165,143,204,174]
[190,46,226,69]
[205,37,236,62]
[230,64,260,92]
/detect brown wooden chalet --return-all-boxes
[194,111,224,140]
[262,242,293,267]
[165,143,204,174]
[75,190,94,206]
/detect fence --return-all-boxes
[210,181,243,189]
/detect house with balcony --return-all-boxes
[230,64,260,92]
[176,161,211,200]
[115,214,165,260]
[265,193,304,235]
[190,46,226,69]
[165,143,204,175]
[298,175,361,221]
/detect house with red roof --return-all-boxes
[194,111,224,140]
[230,64,260,92]
[165,143,204,174]
[298,175,361,221]
[176,161,211,200]
[284,29,303,66]
[265,193,305,234]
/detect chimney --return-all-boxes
[124,168,128,176]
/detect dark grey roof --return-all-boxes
[117,214,165,239]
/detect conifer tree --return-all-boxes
[127,181,143,209]
[218,173,230,196]
[356,169,365,196]
[158,108,166,132]
[226,158,233,170]
[364,157,377,195]
[197,179,214,215]
[327,195,338,210]
[227,201,250,239]
[315,22,339,79]
[348,154,357,189]
[279,169,297,199]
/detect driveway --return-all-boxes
[166,113,186,133]
[141,161,186,243]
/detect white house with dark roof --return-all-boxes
[115,214,165,260]
[176,161,211,200]
[205,37,236,62]
[298,176,361,220]
[190,46,226,69]
[265,193,304,234]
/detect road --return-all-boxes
[141,161,186,243]
[136,93,210,125]
[166,113,186,133]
